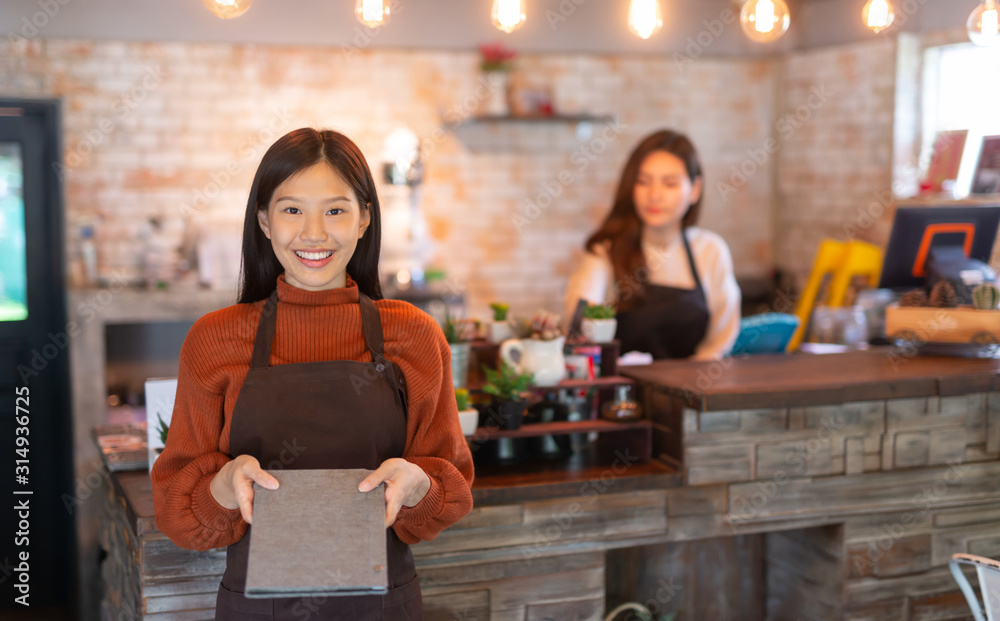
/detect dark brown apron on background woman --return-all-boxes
[215,289,422,620]
[615,231,711,360]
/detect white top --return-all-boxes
[564,227,742,360]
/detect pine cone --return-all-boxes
[929,281,959,308]
[900,289,928,307]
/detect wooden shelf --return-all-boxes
[465,374,634,393]
[466,418,649,440]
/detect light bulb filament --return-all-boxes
[983,6,999,37]
[216,0,236,6]
[628,0,662,40]
[867,0,889,28]
[496,0,522,32]
[361,0,382,23]
[754,0,776,33]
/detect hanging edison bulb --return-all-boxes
[740,0,790,43]
[968,0,1000,46]
[202,0,253,19]
[491,0,526,34]
[356,0,391,28]
[627,0,663,40]
[862,0,895,33]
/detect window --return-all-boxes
[922,43,1000,196]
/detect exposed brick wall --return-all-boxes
[0,37,775,319]
[773,39,898,286]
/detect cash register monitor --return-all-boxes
[878,204,1000,296]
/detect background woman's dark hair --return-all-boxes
[585,129,703,312]
[238,128,383,303]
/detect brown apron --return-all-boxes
[215,289,422,620]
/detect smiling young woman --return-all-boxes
[256,161,370,292]
[564,129,741,361]
[151,128,473,620]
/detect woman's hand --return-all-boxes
[209,455,280,524]
[358,458,431,527]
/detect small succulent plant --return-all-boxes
[582,303,617,320]
[972,283,1000,310]
[529,310,562,340]
[489,302,509,322]
[455,388,470,411]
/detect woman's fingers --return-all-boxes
[384,490,404,527]
[242,459,279,490]
[358,458,430,526]
[358,460,395,493]
[227,456,280,524]
[234,475,256,524]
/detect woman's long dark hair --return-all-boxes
[585,130,703,312]
[238,128,383,303]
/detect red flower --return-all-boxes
[479,42,516,71]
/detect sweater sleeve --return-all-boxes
[693,233,742,360]
[391,321,474,544]
[150,330,246,551]
[563,245,613,329]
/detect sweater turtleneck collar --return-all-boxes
[274,273,360,306]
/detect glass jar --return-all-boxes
[601,385,642,422]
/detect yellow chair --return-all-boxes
[788,240,883,351]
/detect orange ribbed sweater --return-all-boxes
[150,274,474,552]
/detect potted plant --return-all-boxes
[443,309,472,388]
[487,302,513,344]
[479,42,516,116]
[582,303,617,343]
[481,360,533,430]
[455,388,479,436]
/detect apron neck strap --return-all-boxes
[250,290,279,369]
[249,288,388,369]
[358,292,388,366]
[681,229,704,292]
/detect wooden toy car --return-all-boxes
[885,304,1000,356]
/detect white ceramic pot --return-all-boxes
[499,336,566,387]
[457,409,479,436]
[487,321,513,344]
[581,318,617,344]
[483,71,510,116]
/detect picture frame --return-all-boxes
[972,135,1000,195]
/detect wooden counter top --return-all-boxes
[620,348,1000,411]
[112,453,679,536]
